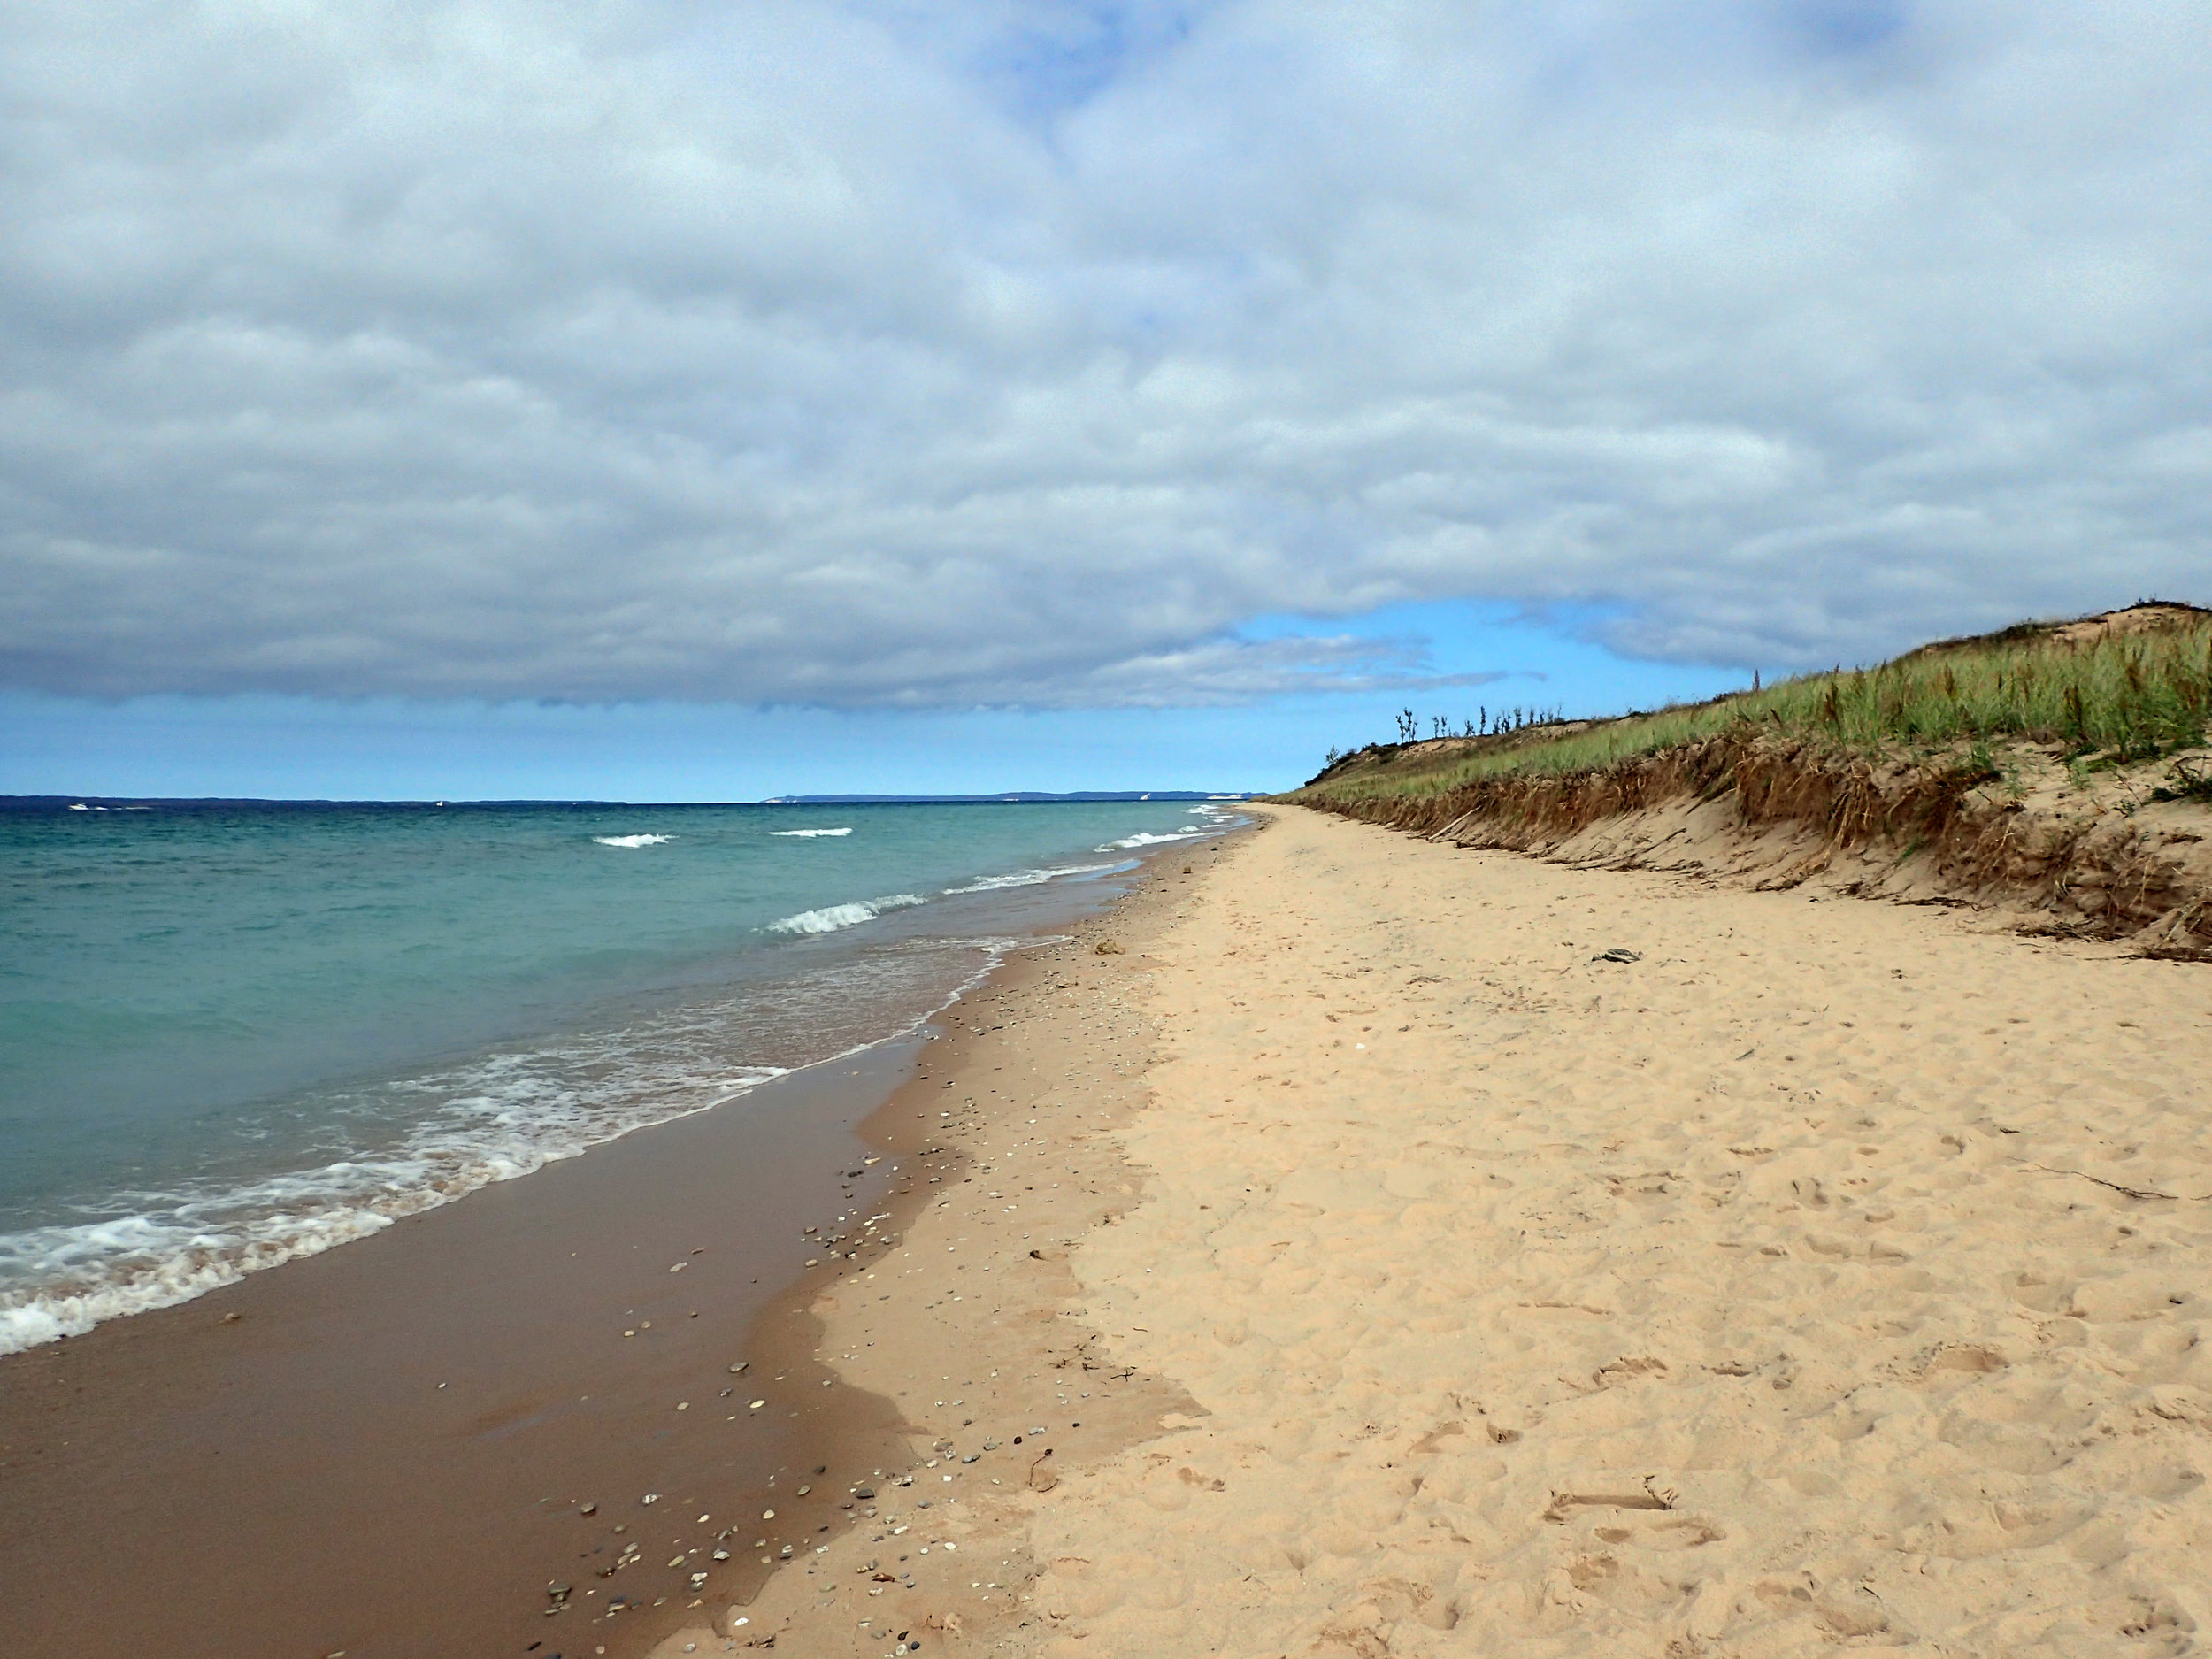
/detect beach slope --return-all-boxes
[672,803,2212,1657]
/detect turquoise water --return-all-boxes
[0,798,1232,1350]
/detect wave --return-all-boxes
[769,827,853,838]
[943,860,1127,895]
[1095,826,1207,850]
[0,1051,790,1356]
[766,893,926,935]
[593,833,673,848]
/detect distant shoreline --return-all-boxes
[2,789,1258,810]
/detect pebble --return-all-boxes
[580,1503,596,1516]
[641,1494,660,1505]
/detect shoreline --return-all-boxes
[0,840,1221,1659]
[641,832,1243,1655]
[0,797,1229,1361]
[0,1040,919,1658]
[657,802,2211,1657]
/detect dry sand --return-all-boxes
[656,803,2212,1659]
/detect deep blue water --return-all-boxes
[0,797,1231,1350]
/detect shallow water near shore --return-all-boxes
[0,797,1231,1350]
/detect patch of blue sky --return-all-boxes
[1785,0,1909,56]
[1233,600,1752,720]
[0,692,1293,801]
[942,1,1209,125]
[1,607,1757,803]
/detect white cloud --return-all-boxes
[4,0,2208,705]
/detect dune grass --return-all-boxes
[1294,608,2212,805]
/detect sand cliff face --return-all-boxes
[663,805,2212,1659]
[1302,731,2212,958]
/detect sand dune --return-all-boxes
[663,803,2212,1657]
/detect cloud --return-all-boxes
[4,0,2209,706]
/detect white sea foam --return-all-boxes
[593,833,673,848]
[0,918,1047,1356]
[769,827,853,838]
[943,860,1125,894]
[1095,827,1206,850]
[766,893,927,935]
[0,1044,791,1356]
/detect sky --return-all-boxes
[4,1,2209,798]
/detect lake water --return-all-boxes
[0,796,1234,1351]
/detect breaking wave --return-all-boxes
[766,894,927,935]
[1096,826,1206,850]
[943,861,1129,894]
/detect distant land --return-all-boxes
[2,791,1254,811]
[759,791,1252,804]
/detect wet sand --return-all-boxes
[0,1043,920,1658]
[0,854,1206,1659]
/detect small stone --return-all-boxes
[795,1485,810,1495]
[642,1494,660,1505]
[729,1362,748,1373]
[579,1503,596,1516]
[1094,940,1124,955]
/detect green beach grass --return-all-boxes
[1292,604,2212,807]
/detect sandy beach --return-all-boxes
[658,802,2212,1658]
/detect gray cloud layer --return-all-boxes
[4,2,2208,705]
